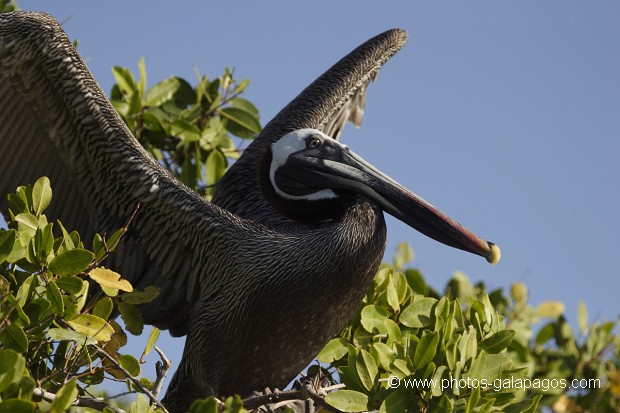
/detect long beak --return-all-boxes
[286,145,501,265]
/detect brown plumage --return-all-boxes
[0,12,498,413]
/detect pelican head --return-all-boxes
[268,129,500,264]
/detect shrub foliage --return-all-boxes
[1,177,618,413]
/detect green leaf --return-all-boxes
[465,352,512,382]
[372,342,395,370]
[379,389,417,413]
[50,378,78,413]
[141,327,160,362]
[55,275,84,294]
[428,394,454,413]
[188,397,219,413]
[0,399,36,413]
[536,301,565,318]
[353,326,373,348]
[31,176,52,217]
[405,269,428,295]
[16,275,36,308]
[386,275,400,313]
[466,385,480,413]
[0,229,16,262]
[384,318,401,343]
[93,296,114,320]
[23,298,51,325]
[431,365,450,397]
[104,227,125,252]
[325,390,369,412]
[144,76,182,106]
[15,213,38,237]
[0,349,26,392]
[393,241,413,269]
[16,375,35,398]
[535,323,554,346]
[48,249,94,275]
[67,314,114,342]
[112,66,137,96]
[510,282,527,306]
[392,271,408,305]
[229,96,258,116]
[390,358,411,378]
[110,98,129,117]
[2,294,30,328]
[7,186,29,215]
[80,369,105,386]
[356,349,378,392]
[232,78,250,95]
[360,305,388,334]
[121,286,160,304]
[171,119,201,142]
[74,279,89,313]
[5,234,25,263]
[129,394,149,413]
[58,221,76,250]
[317,337,349,363]
[137,56,147,95]
[222,395,245,413]
[119,301,144,335]
[35,223,54,262]
[206,149,227,186]
[0,324,28,352]
[458,326,478,365]
[118,354,141,377]
[46,281,64,315]
[219,107,261,139]
[578,300,588,335]
[101,285,119,297]
[400,297,437,328]
[504,394,542,413]
[414,331,439,369]
[479,330,514,354]
[47,328,97,345]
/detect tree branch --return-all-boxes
[241,381,345,413]
[152,345,172,398]
[33,387,127,413]
[93,344,169,413]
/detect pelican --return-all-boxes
[0,12,500,413]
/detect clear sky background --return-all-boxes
[10,0,620,394]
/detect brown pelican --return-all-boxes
[0,12,499,413]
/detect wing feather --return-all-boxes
[0,12,240,335]
[0,12,409,338]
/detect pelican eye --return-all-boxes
[306,135,323,149]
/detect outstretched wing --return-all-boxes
[0,12,239,336]
[0,12,408,335]
[283,28,407,141]
[213,28,408,222]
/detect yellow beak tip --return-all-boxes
[487,242,501,266]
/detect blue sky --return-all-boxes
[11,0,620,394]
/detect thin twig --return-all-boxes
[320,383,346,392]
[33,387,126,413]
[300,381,343,413]
[242,382,345,413]
[93,344,169,413]
[97,202,141,264]
[242,388,307,410]
[152,345,172,398]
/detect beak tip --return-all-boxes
[486,242,501,266]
